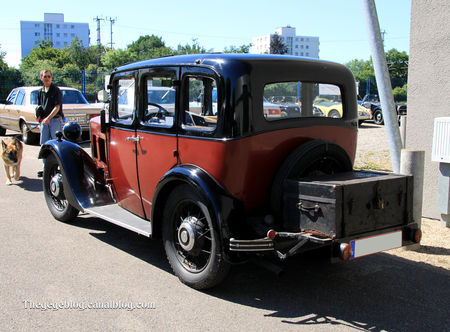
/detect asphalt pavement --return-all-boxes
[0,130,449,332]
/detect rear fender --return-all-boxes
[151,165,244,243]
[39,139,114,210]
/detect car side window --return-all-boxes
[30,91,39,105]
[6,89,18,104]
[263,82,343,120]
[142,73,176,128]
[182,76,217,133]
[15,90,26,106]
[112,76,135,125]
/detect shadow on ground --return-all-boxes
[67,214,450,331]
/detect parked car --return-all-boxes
[360,94,407,125]
[39,54,421,289]
[314,99,371,125]
[0,86,102,144]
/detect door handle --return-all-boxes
[125,136,140,142]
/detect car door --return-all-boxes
[11,89,29,130]
[107,72,146,218]
[135,68,179,218]
[0,88,19,130]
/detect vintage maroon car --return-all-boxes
[39,54,421,289]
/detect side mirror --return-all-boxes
[100,109,107,134]
[97,90,109,103]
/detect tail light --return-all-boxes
[267,229,277,240]
[413,229,422,243]
[340,243,352,261]
[268,109,281,115]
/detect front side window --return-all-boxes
[7,89,18,104]
[263,82,343,121]
[182,76,217,133]
[113,76,135,124]
[142,73,176,128]
[15,90,26,106]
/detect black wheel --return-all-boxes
[0,126,6,136]
[328,109,341,118]
[358,120,365,127]
[162,184,230,289]
[21,121,37,145]
[43,154,79,222]
[270,140,353,216]
[373,109,384,125]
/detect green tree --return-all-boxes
[176,39,210,54]
[128,35,172,60]
[386,49,408,89]
[270,34,288,54]
[0,46,23,99]
[0,45,7,70]
[223,44,252,53]
[101,48,137,70]
[393,84,407,103]
[345,49,409,98]
[69,37,97,70]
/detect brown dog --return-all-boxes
[1,137,23,185]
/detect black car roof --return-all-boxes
[114,53,341,74]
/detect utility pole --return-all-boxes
[93,16,104,65]
[362,0,402,173]
[108,17,117,50]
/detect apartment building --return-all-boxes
[251,26,319,58]
[20,13,90,58]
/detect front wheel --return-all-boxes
[162,184,230,289]
[43,154,79,222]
[21,121,38,145]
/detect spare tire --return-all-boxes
[270,139,352,217]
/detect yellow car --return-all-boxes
[314,100,371,125]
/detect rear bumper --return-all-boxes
[229,224,420,260]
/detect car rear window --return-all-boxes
[263,82,343,121]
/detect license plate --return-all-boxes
[350,230,402,259]
[65,116,86,124]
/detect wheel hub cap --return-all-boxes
[50,173,63,198]
[178,216,203,252]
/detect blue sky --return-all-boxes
[1,0,411,68]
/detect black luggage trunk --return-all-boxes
[282,171,413,238]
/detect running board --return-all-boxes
[85,205,152,237]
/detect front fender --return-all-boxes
[39,139,114,210]
[151,165,244,243]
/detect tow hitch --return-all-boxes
[230,229,332,260]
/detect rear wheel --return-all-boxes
[43,154,79,222]
[270,140,353,217]
[162,184,230,289]
[328,109,341,118]
[373,109,384,125]
[0,126,6,136]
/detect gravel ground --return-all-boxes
[356,122,449,270]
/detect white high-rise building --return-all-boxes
[20,13,90,58]
[251,26,320,58]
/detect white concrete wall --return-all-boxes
[407,0,450,218]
